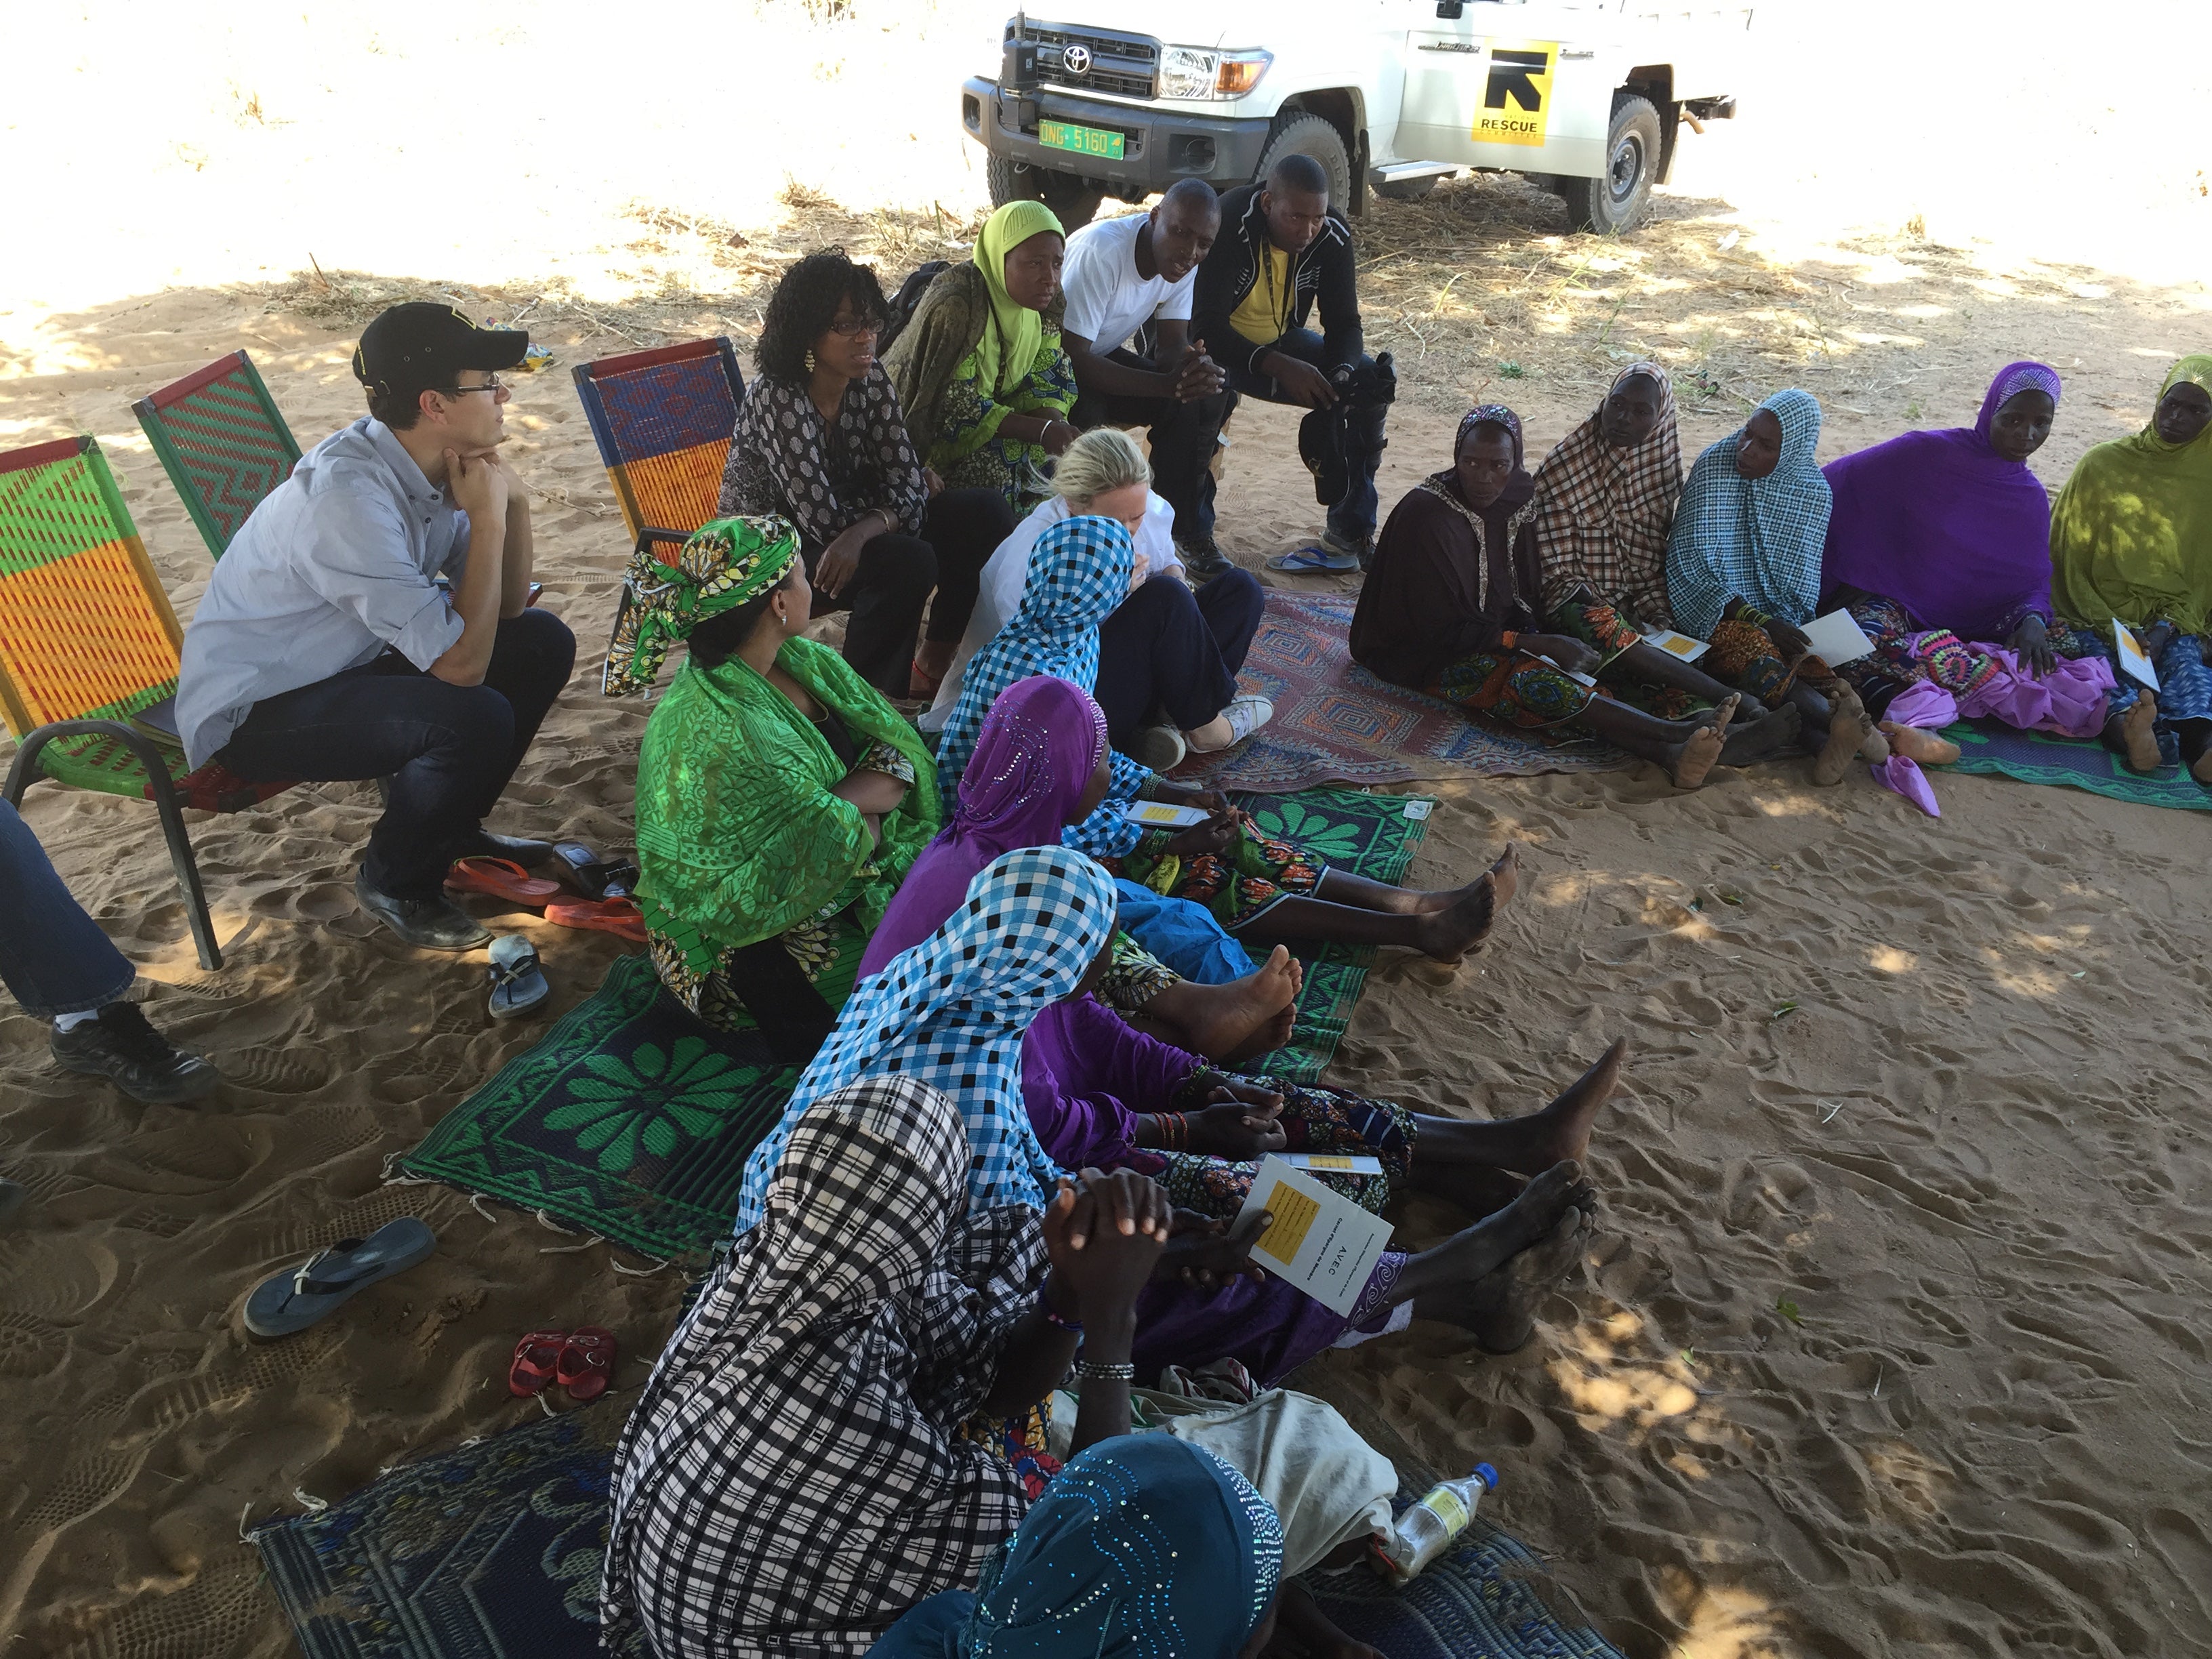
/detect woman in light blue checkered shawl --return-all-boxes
[933,514,1153,859]
[1664,388,1830,639]
[734,844,1119,1229]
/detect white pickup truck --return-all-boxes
[959,1,1750,235]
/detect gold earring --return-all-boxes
[804,348,817,372]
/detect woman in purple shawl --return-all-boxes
[1818,361,2114,743]
[862,674,1631,1233]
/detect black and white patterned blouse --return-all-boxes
[718,365,930,555]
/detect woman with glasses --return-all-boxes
[720,249,1014,698]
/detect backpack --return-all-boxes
[878,260,949,356]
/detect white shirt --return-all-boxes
[1060,212,1195,354]
[920,492,1184,733]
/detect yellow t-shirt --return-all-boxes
[1229,243,1294,346]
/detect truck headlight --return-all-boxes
[1159,46,1271,100]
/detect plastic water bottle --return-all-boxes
[1372,1463,1499,1584]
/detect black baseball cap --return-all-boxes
[352,302,529,398]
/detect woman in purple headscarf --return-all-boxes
[862,674,1630,1227]
[863,674,1302,1063]
[1818,361,2115,747]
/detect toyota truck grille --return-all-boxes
[1007,20,1159,100]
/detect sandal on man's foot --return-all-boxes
[243,1218,436,1339]
[545,897,649,943]
[557,1325,617,1403]
[446,857,562,907]
[487,935,552,1021]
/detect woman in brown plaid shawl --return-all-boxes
[1531,363,1805,768]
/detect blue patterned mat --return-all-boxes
[1939,718,2212,811]
[254,1416,1622,1659]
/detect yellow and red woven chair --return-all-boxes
[571,335,745,565]
[131,349,303,560]
[0,435,290,970]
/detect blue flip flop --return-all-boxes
[244,1218,437,1338]
[1266,542,1361,574]
[487,934,550,1021]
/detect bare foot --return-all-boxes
[1814,687,1876,785]
[1397,1160,1596,1316]
[1718,701,1803,766]
[1458,1208,1593,1354]
[1665,697,1737,789]
[1143,947,1300,1062]
[2193,748,2212,786]
[1416,842,1521,916]
[1413,1038,1626,1185]
[1412,874,1497,964]
[1879,721,1961,766]
[2119,692,2162,773]
[1488,842,1521,908]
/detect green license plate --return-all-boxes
[1039,119,1126,161]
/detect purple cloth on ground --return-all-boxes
[1883,678,1958,731]
[1023,995,1201,1169]
[1954,644,2114,739]
[861,674,1107,981]
[1133,1251,1407,1388]
[1820,361,2064,642]
[1872,754,1941,817]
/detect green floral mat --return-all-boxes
[1938,718,2212,811]
[1233,787,1433,1085]
[396,954,800,1260]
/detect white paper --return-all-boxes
[1282,1152,1386,1174]
[1800,609,1878,667]
[2112,619,2160,691]
[1401,799,1434,821]
[1229,1155,1393,1317]
[1640,628,1711,663]
[1122,800,1212,829]
[1533,655,1599,688]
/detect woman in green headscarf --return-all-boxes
[2050,356,2212,778]
[885,200,1078,512]
[605,515,940,1056]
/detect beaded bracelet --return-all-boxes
[1074,1358,1135,1382]
[1041,1302,1084,1334]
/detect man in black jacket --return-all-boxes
[1185,152,1388,570]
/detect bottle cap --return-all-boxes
[1473,1462,1499,1490]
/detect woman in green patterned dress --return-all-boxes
[605,514,939,1059]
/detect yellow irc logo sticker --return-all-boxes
[1473,40,1556,147]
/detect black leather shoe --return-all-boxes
[355,869,493,950]
[49,1003,223,1105]
[455,830,556,869]
[1176,535,1234,582]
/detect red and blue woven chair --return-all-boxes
[0,436,290,969]
[571,336,745,565]
[132,350,303,559]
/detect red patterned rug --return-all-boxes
[1170,590,1628,793]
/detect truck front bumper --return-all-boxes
[961,76,1273,197]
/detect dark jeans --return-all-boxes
[0,799,134,1017]
[1094,568,1265,744]
[217,607,577,900]
[1071,348,1233,544]
[810,488,1012,695]
[1189,327,1382,544]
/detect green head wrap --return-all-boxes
[601,514,801,695]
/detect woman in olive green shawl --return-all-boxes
[884,200,1078,511]
[2049,356,2212,779]
[606,515,940,1057]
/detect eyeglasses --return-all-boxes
[436,375,508,397]
[826,314,884,337]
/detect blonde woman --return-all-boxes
[923,427,1272,768]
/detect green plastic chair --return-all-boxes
[133,350,302,558]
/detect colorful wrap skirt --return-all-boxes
[1120,1082,1416,1218]
[1105,825,1324,930]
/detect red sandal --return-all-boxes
[447,857,562,906]
[509,1327,569,1398]
[544,897,647,943]
[557,1325,617,1403]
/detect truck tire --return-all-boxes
[1560,94,1662,234]
[1254,112,1353,212]
[986,155,1103,231]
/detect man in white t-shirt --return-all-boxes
[1061,180,1233,577]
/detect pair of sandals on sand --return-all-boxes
[445,842,645,1020]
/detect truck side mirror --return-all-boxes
[1435,0,1465,16]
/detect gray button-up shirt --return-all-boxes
[176,417,472,767]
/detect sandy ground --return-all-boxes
[5,3,2212,1656]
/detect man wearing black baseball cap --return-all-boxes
[175,302,578,949]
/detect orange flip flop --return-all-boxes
[545,896,648,943]
[447,857,562,906]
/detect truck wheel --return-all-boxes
[1254,112,1353,213]
[985,156,1103,230]
[1560,94,1661,234]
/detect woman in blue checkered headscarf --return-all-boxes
[735,844,1118,1229]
